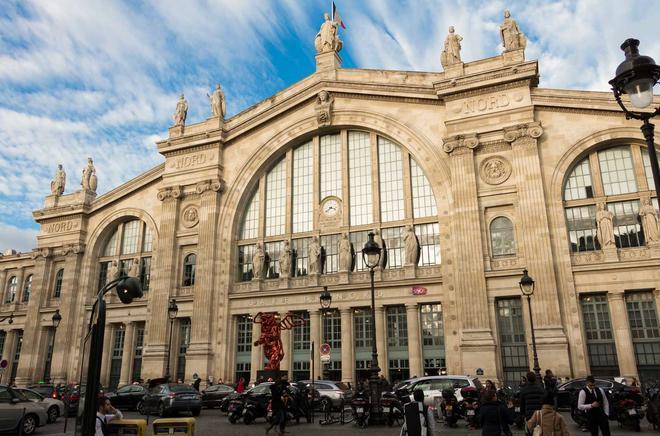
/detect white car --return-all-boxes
[0,385,49,435]
[398,375,482,406]
[16,388,65,423]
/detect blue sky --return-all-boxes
[1,0,659,252]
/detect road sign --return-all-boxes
[320,343,331,356]
[0,359,7,369]
[321,354,331,363]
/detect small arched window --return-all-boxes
[490,217,516,257]
[22,275,32,303]
[183,254,196,287]
[53,269,64,298]
[5,276,17,304]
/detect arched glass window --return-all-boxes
[4,276,17,304]
[183,254,196,287]
[563,144,657,252]
[236,130,441,282]
[53,269,64,298]
[490,217,516,257]
[22,275,32,303]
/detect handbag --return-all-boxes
[532,410,543,436]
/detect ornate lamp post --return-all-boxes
[165,299,178,381]
[519,269,541,377]
[319,286,332,381]
[362,232,382,418]
[45,309,62,382]
[609,39,660,196]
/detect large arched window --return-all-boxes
[563,144,658,252]
[4,276,17,304]
[53,269,64,298]
[183,254,196,287]
[490,217,516,257]
[236,130,441,281]
[22,275,32,303]
[98,219,153,291]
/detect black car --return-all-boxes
[201,384,235,409]
[139,383,202,417]
[556,377,635,410]
[107,384,147,411]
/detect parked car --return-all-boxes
[0,385,49,435]
[556,377,636,410]
[14,388,65,424]
[394,375,482,406]
[139,383,202,417]
[27,384,62,400]
[62,383,106,416]
[299,380,352,410]
[106,384,147,411]
[201,384,235,409]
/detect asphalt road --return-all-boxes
[37,410,658,435]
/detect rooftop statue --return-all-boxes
[173,94,188,127]
[440,26,463,68]
[50,164,66,196]
[500,9,526,51]
[208,84,226,118]
[315,12,343,54]
[81,158,97,193]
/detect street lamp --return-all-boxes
[44,309,62,382]
[165,299,178,381]
[319,287,332,381]
[609,38,660,197]
[362,232,382,419]
[519,269,541,377]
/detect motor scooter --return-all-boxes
[381,391,404,427]
[351,387,371,429]
[440,388,460,428]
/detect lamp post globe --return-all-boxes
[519,269,535,296]
[362,232,382,269]
[320,287,332,310]
[168,299,179,320]
[52,309,62,328]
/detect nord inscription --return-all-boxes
[46,221,76,233]
[173,153,207,170]
[462,94,510,114]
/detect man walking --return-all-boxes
[266,375,290,436]
[577,375,610,436]
[519,371,545,434]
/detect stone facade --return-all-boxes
[1,44,659,389]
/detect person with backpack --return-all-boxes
[479,389,514,436]
[526,393,569,436]
[400,389,435,436]
[96,396,123,436]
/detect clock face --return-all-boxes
[322,199,340,217]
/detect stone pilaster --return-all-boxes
[100,323,114,387]
[405,304,423,378]
[607,292,638,379]
[309,310,321,380]
[340,308,354,384]
[250,315,262,383]
[142,186,181,379]
[280,328,292,380]
[374,307,387,378]
[186,179,224,382]
[119,322,135,385]
[1,330,17,382]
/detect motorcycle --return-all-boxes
[381,391,404,427]
[243,392,270,425]
[610,389,644,432]
[460,386,481,429]
[645,383,660,430]
[227,396,245,424]
[351,387,371,429]
[440,388,460,428]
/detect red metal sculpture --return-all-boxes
[252,312,305,371]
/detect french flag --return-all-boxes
[332,1,346,29]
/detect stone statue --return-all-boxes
[252,242,265,280]
[208,84,226,118]
[440,26,463,68]
[316,91,334,127]
[314,13,343,54]
[173,94,188,127]
[308,236,321,274]
[279,240,291,278]
[127,258,140,278]
[81,158,96,192]
[50,164,66,196]
[404,225,420,266]
[338,232,353,272]
[500,10,526,51]
[640,198,659,243]
[596,202,616,248]
[374,229,386,270]
[108,260,120,282]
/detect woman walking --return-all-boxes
[479,389,513,436]
[527,393,570,436]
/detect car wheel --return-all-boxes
[47,406,59,423]
[137,401,145,415]
[22,414,38,435]
[158,403,167,417]
[244,410,254,425]
[192,408,201,417]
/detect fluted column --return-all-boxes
[374,307,387,378]
[119,322,135,385]
[607,293,638,378]
[309,310,321,380]
[250,316,262,383]
[405,304,422,378]
[340,308,354,384]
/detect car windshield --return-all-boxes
[12,389,30,402]
[21,390,44,400]
[334,382,350,391]
[30,386,53,396]
[170,384,196,393]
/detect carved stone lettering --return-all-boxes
[462,94,510,114]
[46,221,76,233]
[173,153,207,170]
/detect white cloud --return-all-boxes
[0,222,39,254]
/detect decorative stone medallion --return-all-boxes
[182,205,199,228]
[480,156,512,185]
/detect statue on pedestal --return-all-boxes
[338,232,353,272]
[173,94,188,127]
[252,312,305,371]
[596,202,616,248]
[640,198,659,243]
[252,242,265,280]
[500,10,526,51]
[50,164,66,196]
[279,240,291,278]
[440,26,463,68]
[208,84,226,118]
[404,226,420,266]
[308,236,321,274]
[81,158,97,193]
[315,13,343,54]
[127,258,140,278]
[108,260,120,282]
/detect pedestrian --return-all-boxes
[193,377,201,391]
[96,396,123,436]
[482,379,498,402]
[519,372,545,422]
[266,375,290,436]
[400,389,435,436]
[236,377,245,393]
[577,375,610,436]
[380,374,392,392]
[543,369,557,394]
[479,389,513,436]
[526,393,570,436]
[519,375,527,388]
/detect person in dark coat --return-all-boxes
[543,369,557,394]
[519,371,546,420]
[479,389,513,436]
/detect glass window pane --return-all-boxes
[320,234,340,274]
[293,311,310,350]
[53,269,64,298]
[490,217,516,256]
[386,306,408,348]
[236,315,253,353]
[265,159,287,237]
[104,228,119,257]
[140,257,151,291]
[353,309,373,349]
[642,148,660,193]
[411,158,437,218]
[415,223,441,265]
[183,254,196,287]
[240,190,260,240]
[608,200,644,248]
[22,275,32,303]
[350,231,370,272]
[382,227,404,269]
[292,238,311,277]
[598,146,637,195]
[349,131,373,226]
[378,137,405,222]
[564,158,594,200]
[121,220,140,255]
[420,304,444,347]
[565,205,600,252]
[4,276,17,304]
[238,244,255,282]
[580,294,618,375]
[265,241,282,279]
[142,223,153,252]
[292,142,314,233]
[496,298,529,388]
[322,309,341,350]
[320,134,342,200]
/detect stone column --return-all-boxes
[443,135,497,377]
[340,308,354,384]
[250,316,262,383]
[119,322,135,385]
[186,179,224,383]
[142,187,181,379]
[374,307,387,378]
[406,304,423,378]
[309,310,321,380]
[280,328,292,380]
[2,330,16,379]
[607,292,638,379]
[100,324,114,387]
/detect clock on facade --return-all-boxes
[322,198,340,217]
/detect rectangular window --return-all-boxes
[411,158,437,218]
[564,159,594,200]
[104,230,119,257]
[420,304,445,376]
[565,205,600,252]
[142,223,153,252]
[121,220,140,255]
[22,275,32,303]
[320,134,342,199]
[642,148,660,192]
[598,146,637,195]
[10,330,23,382]
[320,234,340,274]
[388,359,410,382]
[140,257,151,291]
[241,191,260,240]
[236,315,253,353]
[382,227,404,269]
[292,238,311,277]
[265,159,287,237]
[98,262,110,290]
[120,260,131,277]
[350,231,370,272]
[322,309,341,350]
[42,328,55,382]
[132,324,145,383]
[580,294,618,376]
[292,361,310,382]
[386,306,408,348]
[496,298,529,388]
[626,292,660,383]
[415,223,441,266]
[176,318,191,382]
[348,131,373,226]
[238,244,255,282]
[354,309,373,349]
[109,328,125,390]
[378,137,405,222]
[609,200,644,248]
[293,312,310,351]
[292,142,314,233]
[265,241,282,279]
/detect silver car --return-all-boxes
[300,380,352,409]
[0,385,49,435]
[16,388,65,423]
